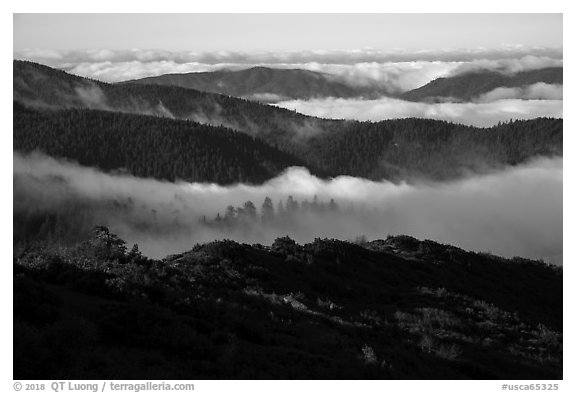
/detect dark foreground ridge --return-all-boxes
[14,230,562,379]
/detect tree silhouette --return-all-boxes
[261,197,274,222]
[91,226,127,260]
[243,201,257,220]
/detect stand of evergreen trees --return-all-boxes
[304,117,562,181]
[203,195,339,229]
[13,103,308,184]
[14,102,562,185]
[13,60,563,185]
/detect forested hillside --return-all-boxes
[14,102,562,183]
[14,60,342,145]
[127,66,377,101]
[14,61,563,183]
[13,103,308,184]
[305,117,563,180]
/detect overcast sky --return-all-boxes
[14,14,562,52]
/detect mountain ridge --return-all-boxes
[125,66,380,102]
[14,231,562,379]
[13,60,563,184]
[13,102,312,185]
[401,67,563,102]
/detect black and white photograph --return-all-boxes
[8,8,567,386]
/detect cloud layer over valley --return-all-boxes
[274,96,563,127]
[15,48,562,92]
[475,83,563,102]
[14,152,562,264]
[14,47,563,126]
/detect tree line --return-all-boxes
[202,195,339,229]
[14,102,562,185]
[13,103,307,184]
[14,60,563,184]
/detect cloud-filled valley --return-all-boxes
[14,152,563,264]
[14,47,563,126]
[274,96,563,127]
[12,45,564,259]
[475,83,563,102]
[12,14,566,381]
[15,47,562,91]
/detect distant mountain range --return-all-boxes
[13,60,563,184]
[126,66,380,102]
[15,60,563,111]
[126,65,563,103]
[401,67,563,102]
[13,60,339,139]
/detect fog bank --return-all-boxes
[15,46,562,69]
[15,48,562,92]
[274,97,563,127]
[14,153,562,264]
[476,83,563,103]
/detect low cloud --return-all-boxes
[74,86,110,109]
[56,60,459,94]
[15,48,562,93]
[450,55,563,77]
[63,60,224,83]
[15,47,563,67]
[307,61,460,93]
[274,97,563,127]
[476,83,563,103]
[243,93,290,103]
[14,152,562,264]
